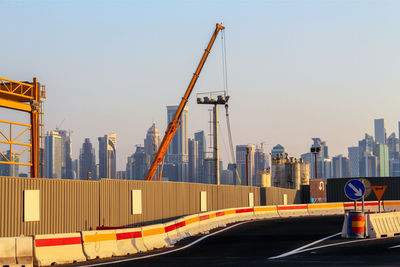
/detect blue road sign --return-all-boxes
[345,179,366,201]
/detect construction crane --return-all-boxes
[145,23,225,181]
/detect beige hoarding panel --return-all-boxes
[200,191,207,212]
[249,192,254,207]
[24,190,40,222]
[132,190,142,215]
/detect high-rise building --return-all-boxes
[360,152,378,177]
[72,159,79,179]
[332,155,350,178]
[301,138,330,179]
[57,130,73,179]
[322,158,333,179]
[374,118,386,144]
[188,138,198,183]
[236,145,255,186]
[79,138,96,180]
[374,143,389,177]
[45,131,62,178]
[166,105,189,182]
[387,133,400,176]
[220,169,234,185]
[132,146,150,180]
[271,144,286,159]
[126,154,135,180]
[0,150,19,177]
[144,123,161,160]
[98,133,117,179]
[194,131,206,182]
[348,146,359,178]
[255,145,268,173]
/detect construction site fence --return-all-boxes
[0,177,304,237]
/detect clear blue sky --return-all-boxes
[1,0,400,171]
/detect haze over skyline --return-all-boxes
[1,0,400,171]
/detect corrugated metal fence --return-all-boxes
[0,177,260,237]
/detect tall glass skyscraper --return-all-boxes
[194,130,206,183]
[166,105,189,182]
[98,133,117,179]
[45,131,62,178]
[374,118,386,144]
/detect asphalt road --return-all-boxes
[72,215,400,267]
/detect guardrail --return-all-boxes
[2,200,399,266]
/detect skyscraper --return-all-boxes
[45,131,62,178]
[332,155,350,178]
[79,138,96,180]
[166,105,189,182]
[194,131,206,182]
[132,146,150,180]
[271,144,286,159]
[188,138,198,183]
[360,152,378,177]
[348,146,359,177]
[57,130,73,179]
[0,150,19,177]
[374,118,386,144]
[301,138,330,179]
[374,143,389,177]
[98,133,117,179]
[236,145,255,186]
[144,123,161,160]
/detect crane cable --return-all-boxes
[221,29,242,185]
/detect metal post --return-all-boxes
[362,196,365,212]
[378,200,381,213]
[213,105,220,185]
[314,152,318,179]
[246,147,250,186]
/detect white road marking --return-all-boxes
[77,221,251,267]
[389,244,400,249]
[269,236,400,260]
[268,232,341,259]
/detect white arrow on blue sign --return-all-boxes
[344,179,366,201]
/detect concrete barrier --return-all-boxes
[277,204,309,217]
[164,220,186,245]
[178,214,200,237]
[198,212,217,233]
[219,208,237,224]
[235,207,255,221]
[34,233,86,266]
[81,230,121,259]
[141,224,168,250]
[367,211,400,238]
[17,236,33,267]
[308,203,344,216]
[253,206,279,219]
[383,201,400,212]
[0,237,16,266]
[115,227,147,255]
[344,201,379,212]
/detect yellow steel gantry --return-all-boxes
[0,77,45,178]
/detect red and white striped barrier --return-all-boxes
[307,203,344,216]
[164,219,186,245]
[34,233,86,266]
[277,204,309,217]
[253,206,279,219]
[141,224,168,250]
[81,230,121,260]
[115,227,147,255]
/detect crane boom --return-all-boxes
[145,23,225,181]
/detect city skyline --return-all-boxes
[1,1,400,171]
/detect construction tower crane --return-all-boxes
[145,23,225,181]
